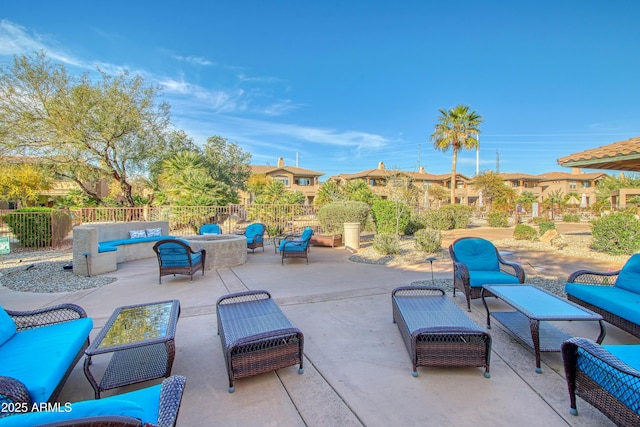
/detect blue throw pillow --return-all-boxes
[0,306,17,346]
[615,254,640,294]
[146,228,162,237]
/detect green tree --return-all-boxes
[201,135,252,200]
[430,104,483,204]
[0,162,53,206]
[156,151,232,206]
[426,185,449,208]
[471,171,508,208]
[344,180,379,205]
[314,180,346,207]
[0,52,172,206]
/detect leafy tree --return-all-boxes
[544,189,564,219]
[156,151,233,206]
[426,185,449,208]
[201,135,252,199]
[0,162,53,206]
[430,104,483,204]
[471,171,508,207]
[314,181,343,207]
[246,174,271,199]
[344,180,379,205]
[0,52,172,206]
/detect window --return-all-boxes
[456,181,464,189]
[295,178,311,186]
[274,175,290,186]
[392,178,404,187]
[582,182,590,188]
[422,182,432,189]
[569,181,577,190]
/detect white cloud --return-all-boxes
[173,55,214,66]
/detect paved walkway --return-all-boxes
[0,225,635,426]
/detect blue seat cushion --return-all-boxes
[0,383,161,427]
[565,282,640,325]
[576,345,640,416]
[98,236,174,253]
[468,271,521,288]
[280,241,307,252]
[0,318,93,404]
[453,239,500,271]
[615,254,640,294]
[0,307,17,346]
[200,224,221,234]
[245,224,264,243]
[300,228,314,241]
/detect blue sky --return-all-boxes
[1,1,639,180]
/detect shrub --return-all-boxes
[513,224,538,241]
[538,221,556,236]
[421,205,473,231]
[4,207,71,248]
[317,201,370,234]
[371,199,411,235]
[414,228,442,253]
[373,233,400,255]
[562,213,580,223]
[591,213,640,255]
[531,216,548,225]
[487,210,509,227]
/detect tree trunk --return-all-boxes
[451,149,458,204]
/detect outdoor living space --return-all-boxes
[0,224,636,426]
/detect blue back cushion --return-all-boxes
[200,224,221,235]
[158,242,190,267]
[300,227,314,241]
[615,254,640,293]
[246,224,264,242]
[453,238,499,271]
[0,307,17,346]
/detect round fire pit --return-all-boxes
[183,234,247,270]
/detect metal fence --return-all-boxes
[0,205,322,252]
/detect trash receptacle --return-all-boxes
[344,222,361,250]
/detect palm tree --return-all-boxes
[430,105,483,204]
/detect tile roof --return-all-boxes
[250,165,324,176]
[557,137,640,172]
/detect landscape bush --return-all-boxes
[538,221,556,236]
[317,201,370,234]
[420,205,473,231]
[562,213,580,222]
[373,233,400,255]
[414,228,442,253]
[591,213,640,255]
[487,210,509,227]
[513,224,538,241]
[371,199,411,235]
[4,207,72,248]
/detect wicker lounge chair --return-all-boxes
[0,375,186,426]
[449,237,525,310]
[216,290,304,392]
[392,286,491,377]
[153,239,206,284]
[279,227,314,264]
[245,223,266,252]
[562,337,640,426]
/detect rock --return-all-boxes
[540,229,558,244]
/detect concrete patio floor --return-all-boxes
[1,228,637,427]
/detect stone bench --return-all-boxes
[72,221,172,276]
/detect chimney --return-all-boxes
[378,161,385,170]
[419,166,425,174]
[571,167,582,174]
[277,157,285,168]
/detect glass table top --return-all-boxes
[98,301,177,349]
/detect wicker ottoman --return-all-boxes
[392,286,491,378]
[216,290,304,392]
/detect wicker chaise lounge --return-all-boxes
[216,290,304,392]
[392,286,491,377]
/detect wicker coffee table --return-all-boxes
[84,300,180,398]
[481,285,604,373]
